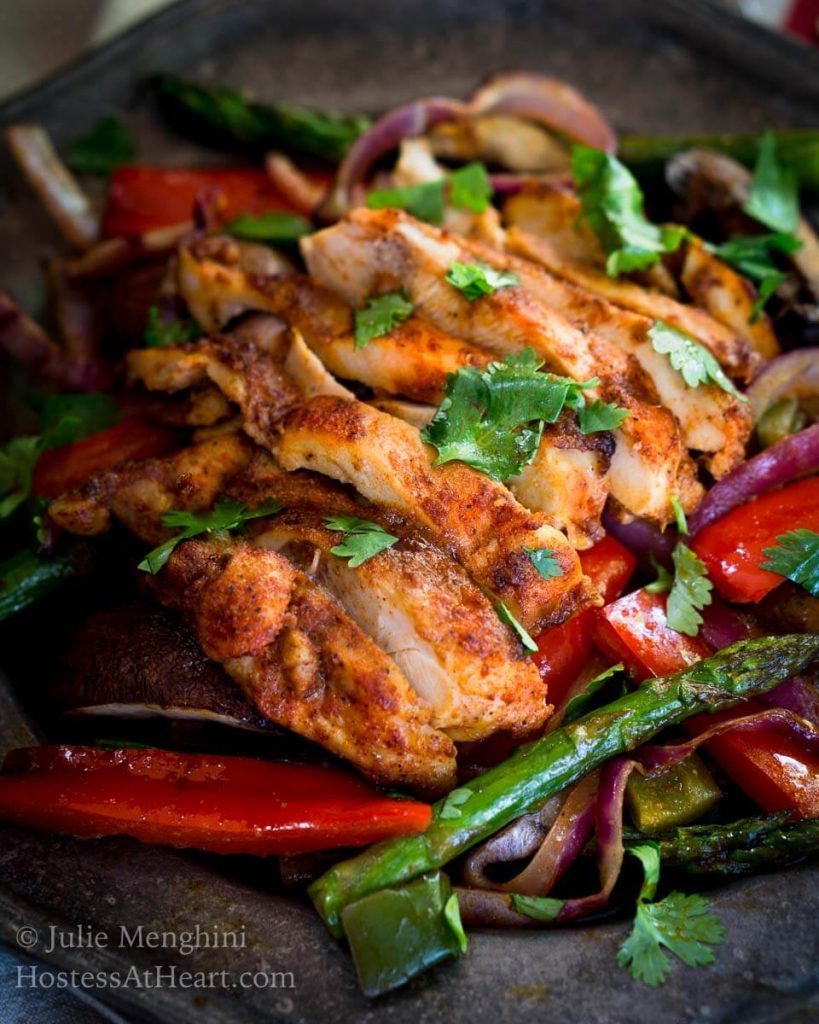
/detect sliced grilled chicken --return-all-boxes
[504,229,752,479]
[251,509,550,741]
[152,538,456,793]
[503,183,603,264]
[681,237,780,360]
[274,395,597,631]
[48,432,254,541]
[302,208,692,523]
[501,225,758,382]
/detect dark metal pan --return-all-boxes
[0,2,818,1021]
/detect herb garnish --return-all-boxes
[743,132,799,235]
[524,547,563,580]
[562,663,627,726]
[367,161,494,225]
[420,349,620,482]
[448,162,493,213]
[144,306,202,349]
[617,843,725,987]
[445,261,519,301]
[138,500,281,574]
[571,146,686,277]
[671,494,688,535]
[354,292,414,349]
[577,399,630,433]
[324,515,399,567]
[760,529,819,598]
[647,541,713,637]
[223,211,311,243]
[496,601,538,653]
[66,116,136,176]
[648,321,744,401]
[708,233,801,322]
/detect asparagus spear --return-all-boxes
[0,547,76,622]
[156,76,371,163]
[628,814,819,876]
[619,130,819,190]
[310,634,819,936]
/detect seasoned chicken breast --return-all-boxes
[302,208,691,523]
[274,395,597,631]
[252,509,551,741]
[152,538,457,793]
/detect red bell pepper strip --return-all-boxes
[32,416,180,498]
[533,535,636,707]
[0,747,432,856]
[592,588,819,817]
[691,477,819,604]
[101,166,329,237]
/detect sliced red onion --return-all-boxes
[688,423,819,535]
[46,260,103,360]
[469,73,616,154]
[0,291,113,391]
[698,598,754,652]
[761,676,819,725]
[601,511,676,566]
[265,152,326,215]
[5,124,98,249]
[322,98,467,217]
[747,348,819,420]
[64,222,191,280]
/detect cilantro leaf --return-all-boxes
[223,211,311,243]
[760,529,819,597]
[324,515,398,567]
[645,555,673,595]
[443,893,468,954]
[648,321,745,401]
[617,843,725,987]
[571,146,685,277]
[524,546,563,580]
[671,494,688,535]
[354,291,414,349]
[448,162,492,213]
[420,350,598,481]
[666,542,713,637]
[66,116,135,176]
[0,395,119,519]
[138,499,281,574]
[497,601,538,653]
[144,306,202,348]
[743,132,799,235]
[510,894,565,922]
[577,399,629,434]
[437,787,472,821]
[708,233,801,322]
[446,261,519,301]
[562,663,627,725]
[367,181,445,225]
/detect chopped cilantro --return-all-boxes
[571,146,686,277]
[324,515,398,567]
[708,233,801,322]
[743,132,799,235]
[497,600,538,653]
[138,499,281,574]
[617,843,725,987]
[510,894,564,922]
[66,116,135,176]
[420,349,601,481]
[144,306,202,348]
[562,663,627,725]
[648,321,745,401]
[448,162,492,213]
[524,546,563,580]
[666,542,713,637]
[760,529,819,598]
[445,261,519,301]
[367,180,445,225]
[437,788,472,821]
[223,211,311,243]
[443,893,468,954]
[354,291,414,349]
[671,494,688,535]
[577,399,630,433]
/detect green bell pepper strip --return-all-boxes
[625,753,722,833]
[341,872,465,997]
[619,130,819,191]
[0,548,77,622]
[625,813,819,876]
[310,634,819,936]
[157,76,371,163]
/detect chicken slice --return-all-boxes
[501,224,758,382]
[274,395,597,631]
[302,208,691,523]
[680,237,780,360]
[251,509,550,741]
[152,537,456,793]
[504,229,752,479]
[502,183,603,264]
